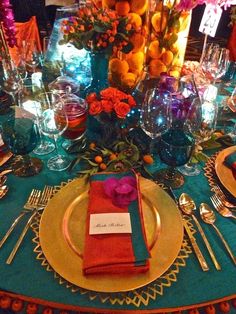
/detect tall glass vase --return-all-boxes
[84,52,110,96]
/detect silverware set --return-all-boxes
[0,186,54,264]
[169,187,236,271]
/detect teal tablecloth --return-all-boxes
[0,78,236,313]
[0,142,236,314]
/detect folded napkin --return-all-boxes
[82,170,150,275]
[224,151,236,179]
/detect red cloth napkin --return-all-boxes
[82,171,150,275]
[224,151,236,180]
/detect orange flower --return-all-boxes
[127,95,136,107]
[86,92,97,103]
[89,101,103,115]
[101,100,113,113]
[114,101,130,118]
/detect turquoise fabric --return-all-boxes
[0,86,236,313]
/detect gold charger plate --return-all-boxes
[215,146,236,197]
[39,176,183,293]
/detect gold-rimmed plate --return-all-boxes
[215,146,236,197]
[39,177,183,293]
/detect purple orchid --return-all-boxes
[0,0,17,48]
[104,176,138,208]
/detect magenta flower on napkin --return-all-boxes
[104,176,138,207]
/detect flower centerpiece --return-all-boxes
[0,0,17,60]
[60,5,136,93]
[85,86,136,143]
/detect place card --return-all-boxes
[89,213,132,235]
[199,4,222,37]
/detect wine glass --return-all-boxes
[18,79,55,155]
[0,107,43,177]
[178,96,218,176]
[202,47,230,84]
[23,41,40,74]
[36,92,70,171]
[1,59,23,106]
[140,88,172,156]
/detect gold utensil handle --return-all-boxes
[213,224,236,265]
[192,215,221,270]
[0,212,27,249]
[6,211,37,265]
[189,234,209,271]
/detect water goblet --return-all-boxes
[140,88,172,156]
[178,96,218,176]
[154,126,195,189]
[0,107,43,177]
[36,92,70,171]
[18,79,55,155]
[23,41,40,74]
[1,59,22,106]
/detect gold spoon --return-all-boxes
[179,193,221,270]
[200,203,236,266]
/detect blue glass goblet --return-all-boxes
[154,126,195,189]
[0,107,43,176]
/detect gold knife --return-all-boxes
[183,218,209,271]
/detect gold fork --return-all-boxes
[210,195,236,220]
[211,186,236,210]
[6,186,54,265]
[0,189,41,249]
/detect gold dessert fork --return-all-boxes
[0,189,41,249]
[210,195,236,219]
[6,186,54,264]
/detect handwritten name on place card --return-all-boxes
[89,213,132,235]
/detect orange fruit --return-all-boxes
[115,1,130,16]
[151,12,167,33]
[161,50,174,66]
[99,163,107,170]
[170,43,179,54]
[102,0,115,8]
[89,142,96,149]
[127,51,144,71]
[143,155,154,164]
[148,40,165,59]
[95,156,103,163]
[129,33,145,52]
[149,59,167,77]
[130,0,147,16]
[109,58,129,75]
[128,12,142,29]
[109,153,117,160]
[121,72,137,88]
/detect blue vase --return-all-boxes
[84,51,110,96]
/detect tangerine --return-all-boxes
[109,58,129,75]
[161,50,174,66]
[148,40,165,59]
[129,33,145,52]
[95,156,103,163]
[130,0,147,15]
[151,12,167,33]
[143,155,154,164]
[99,163,107,170]
[149,59,167,77]
[115,1,130,16]
[102,0,115,8]
[127,51,144,71]
[128,12,142,29]
[121,72,137,88]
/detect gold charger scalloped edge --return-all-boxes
[31,179,192,308]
